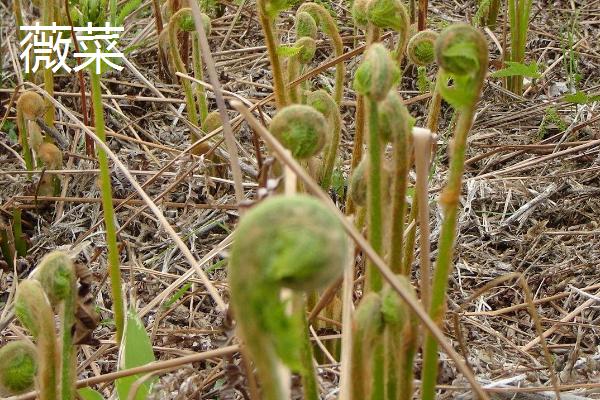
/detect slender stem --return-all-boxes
[168,21,200,127]
[370,340,384,400]
[90,72,125,344]
[318,103,341,191]
[42,2,55,128]
[365,98,383,292]
[38,309,59,400]
[413,128,432,310]
[486,0,501,30]
[59,293,76,400]
[388,132,409,274]
[420,106,476,400]
[13,209,27,257]
[151,0,166,80]
[346,94,365,215]
[287,56,301,104]
[257,0,288,109]
[64,0,93,155]
[426,75,443,133]
[418,0,428,30]
[17,111,33,171]
[402,198,417,276]
[191,33,209,125]
[13,0,24,43]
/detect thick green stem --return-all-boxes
[59,293,76,400]
[257,1,288,109]
[90,72,124,344]
[319,119,340,191]
[507,0,532,94]
[388,130,409,274]
[293,294,319,400]
[420,106,476,400]
[365,98,383,292]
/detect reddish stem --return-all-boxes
[64,0,92,155]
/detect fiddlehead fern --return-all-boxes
[229,194,349,400]
[269,104,328,159]
[378,91,412,275]
[381,278,418,400]
[350,292,383,400]
[16,91,45,171]
[296,2,345,104]
[348,158,368,208]
[420,24,488,400]
[306,90,341,190]
[287,37,317,104]
[353,43,399,291]
[0,341,37,396]
[15,279,59,400]
[295,11,318,39]
[407,29,438,66]
[34,252,77,400]
[355,0,410,65]
[354,44,400,102]
[351,0,369,29]
[203,110,222,133]
[37,142,63,196]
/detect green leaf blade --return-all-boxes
[115,309,156,400]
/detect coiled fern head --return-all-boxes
[354,43,400,101]
[230,195,348,292]
[407,30,439,66]
[33,251,75,307]
[17,92,45,121]
[349,158,368,207]
[435,24,487,76]
[295,11,318,39]
[171,8,211,34]
[0,341,37,396]
[295,36,317,64]
[269,105,329,159]
[378,90,411,142]
[366,0,408,32]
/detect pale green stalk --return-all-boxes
[257,0,288,108]
[508,0,532,94]
[365,98,383,292]
[293,294,319,400]
[420,25,487,400]
[191,33,209,125]
[90,72,124,343]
